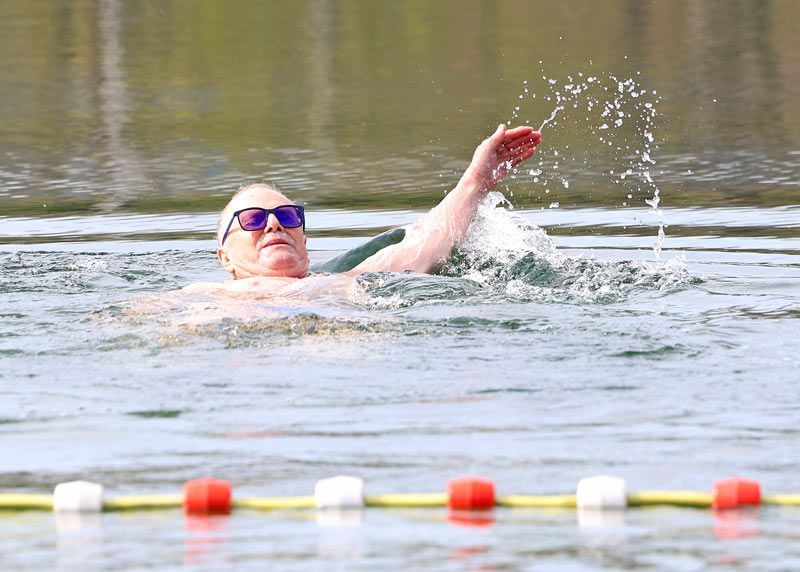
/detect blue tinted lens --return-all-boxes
[274,206,304,228]
[238,208,267,230]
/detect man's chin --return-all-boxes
[252,256,308,278]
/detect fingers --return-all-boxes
[477,124,540,180]
[499,136,539,158]
[504,132,541,152]
[510,146,536,167]
[503,125,534,141]
[505,128,540,143]
[497,135,538,164]
[487,124,541,148]
[487,123,507,145]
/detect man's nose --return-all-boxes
[265,213,284,232]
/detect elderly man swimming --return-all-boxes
[196,124,540,293]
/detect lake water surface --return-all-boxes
[2,1,800,571]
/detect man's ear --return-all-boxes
[217,247,235,276]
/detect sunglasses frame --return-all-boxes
[220,204,305,245]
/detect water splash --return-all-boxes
[538,105,564,132]
[452,194,691,300]
[509,68,667,258]
[361,194,695,309]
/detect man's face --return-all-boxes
[217,185,309,279]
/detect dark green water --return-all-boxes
[1,2,800,571]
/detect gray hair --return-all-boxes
[215,182,285,246]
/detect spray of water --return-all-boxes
[538,105,564,132]
[508,67,667,258]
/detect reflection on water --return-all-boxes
[1,0,799,218]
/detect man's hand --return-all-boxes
[460,124,542,192]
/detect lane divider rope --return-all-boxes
[2,475,798,514]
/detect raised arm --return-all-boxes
[349,124,541,275]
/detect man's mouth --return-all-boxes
[261,235,293,248]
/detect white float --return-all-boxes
[53,480,104,513]
[576,475,627,510]
[314,476,365,509]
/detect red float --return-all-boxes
[447,476,495,510]
[183,478,232,514]
[712,477,761,510]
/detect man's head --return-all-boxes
[216,183,309,279]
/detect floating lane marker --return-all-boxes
[448,477,495,510]
[184,478,231,514]
[315,476,365,509]
[53,481,103,513]
[576,475,627,509]
[712,477,760,510]
[3,475,799,515]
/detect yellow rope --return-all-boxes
[103,495,183,511]
[0,494,53,510]
[3,490,800,512]
[233,496,316,510]
[763,494,800,506]
[365,493,448,507]
[497,494,577,508]
[627,491,713,508]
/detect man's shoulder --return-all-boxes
[311,228,406,274]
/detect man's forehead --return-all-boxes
[230,185,292,210]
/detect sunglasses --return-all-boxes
[220,205,305,245]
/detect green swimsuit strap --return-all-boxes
[311,227,406,274]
